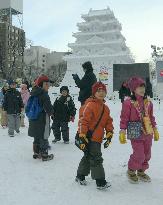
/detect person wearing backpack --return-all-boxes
[119,77,159,183]
[3,80,24,137]
[27,75,54,161]
[51,86,76,144]
[75,82,114,190]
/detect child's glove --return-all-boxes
[79,133,88,151]
[79,133,88,144]
[104,131,113,149]
[119,130,127,144]
[153,128,159,141]
[70,116,75,122]
[79,143,86,150]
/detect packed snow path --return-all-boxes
[0,98,163,205]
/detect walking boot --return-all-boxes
[33,144,41,159]
[96,179,111,190]
[127,169,139,184]
[41,150,54,161]
[75,175,87,186]
[137,170,151,182]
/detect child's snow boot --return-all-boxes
[9,132,14,137]
[42,154,54,161]
[137,170,151,182]
[96,179,111,190]
[127,169,138,183]
[75,175,87,185]
[41,150,54,161]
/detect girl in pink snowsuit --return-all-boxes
[20,84,30,127]
[119,77,159,183]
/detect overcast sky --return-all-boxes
[23,0,163,62]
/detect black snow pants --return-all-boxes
[52,120,69,142]
[77,141,105,180]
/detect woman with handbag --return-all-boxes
[119,77,159,183]
[75,82,114,190]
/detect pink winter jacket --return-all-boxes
[21,90,30,107]
[120,96,156,130]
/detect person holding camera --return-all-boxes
[72,61,97,105]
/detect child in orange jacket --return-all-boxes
[76,82,114,190]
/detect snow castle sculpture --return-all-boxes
[63,7,134,95]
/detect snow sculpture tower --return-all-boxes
[63,7,134,94]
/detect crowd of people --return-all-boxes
[0,61,160,190]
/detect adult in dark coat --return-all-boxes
[28,75,54,161]
[119,81,131,103]
[72,61,97,105]
[145,77,153,98]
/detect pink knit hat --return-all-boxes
[127,77,145,92]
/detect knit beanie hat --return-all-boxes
[127,77,145,92]
[92,82,107,96]
[36,75,50,87]
[60,86,69,93]
[8,79,16,86]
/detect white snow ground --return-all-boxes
[0,91,163,205]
